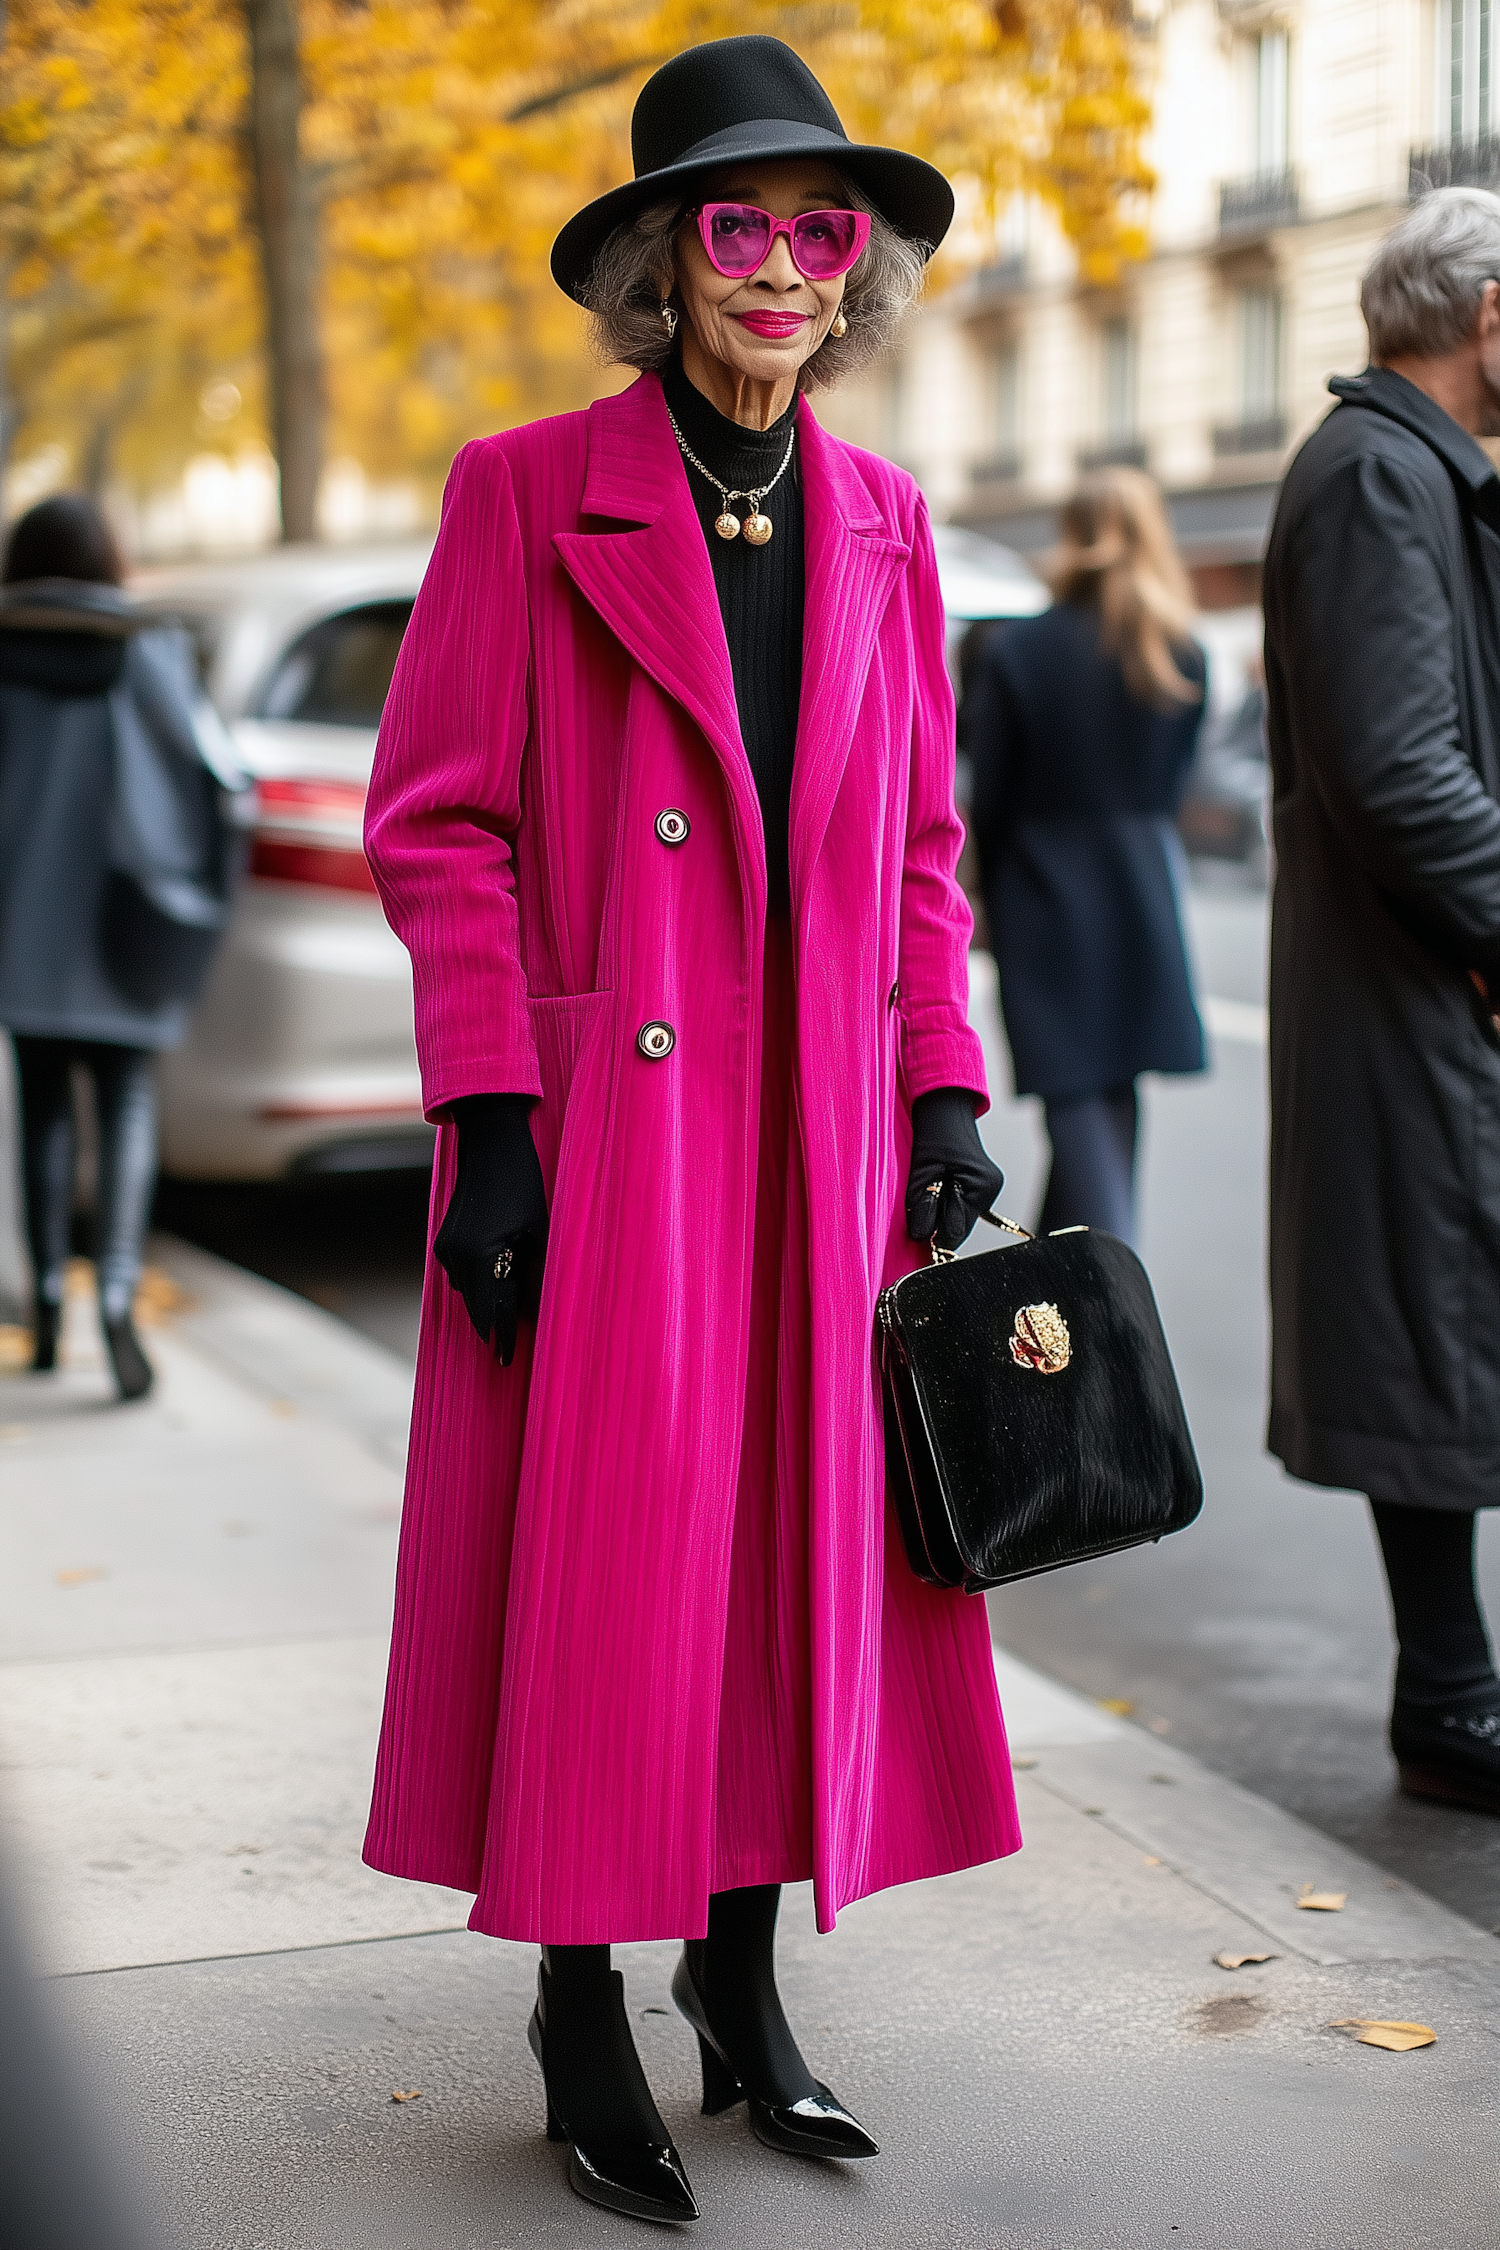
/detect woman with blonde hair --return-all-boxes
[965,467,1208,1243]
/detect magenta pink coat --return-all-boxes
[361,371,1022,1942]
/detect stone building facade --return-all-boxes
[823,0,1490,601]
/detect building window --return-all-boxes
[996,342,1020,457]
[970,340,1022,484]
[1079,319,1146,469]
[1253,31,1289,172]
[1102,319,1137,445]
[1213,289,1286,456]
[884,355,905,461]
[1241,290,1282,421]
[1446,0,1493,139]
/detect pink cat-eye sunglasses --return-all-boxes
[689,202,872,282]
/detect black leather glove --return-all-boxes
[433,1094,549,1364]
[906,1088,1005,1254]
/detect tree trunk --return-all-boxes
[245,0,323,541]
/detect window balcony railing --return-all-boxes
[969,449,1023,486]
[1410,137,1500,196]
[1077,439,1148,473]
[1212,415,1287,457]
[968,252,1027,307]
[1218,169,1299,238]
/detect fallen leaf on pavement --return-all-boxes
[1297,1888,1347,1911]
[0,1325,33,1371]
[134,1268,198,1326]
[1329,2020,1435,2052]
[1011,1755,1038,1770]
[391,2089,424,2102]
[56,1567,106,1588]
[1097,1698,1134,1715]
[1214,1951,1277,1970]
[1142,1855,1162,1866]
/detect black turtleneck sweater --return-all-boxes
[663,357,803,914]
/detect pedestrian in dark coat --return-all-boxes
[965,468,1207,1244]
[1263,186,1500,1816]
[0,495,244,1398]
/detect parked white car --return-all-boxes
[138,526,1044,1181]
[135,545,432,1179]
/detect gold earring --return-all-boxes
[830,311,848,338]
[660,301,678,338]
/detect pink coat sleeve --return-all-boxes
[896,495,991,1114]
[364,440,543,1114]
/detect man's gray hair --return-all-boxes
[1362,186,1500,359]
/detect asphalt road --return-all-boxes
[158,879,1500,1931]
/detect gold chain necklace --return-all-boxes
[667,407,797,547]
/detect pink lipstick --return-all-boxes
[733,311,810,339]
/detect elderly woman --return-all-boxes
[362,35,1018,2227]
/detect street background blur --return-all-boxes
[2,4,1500,2241]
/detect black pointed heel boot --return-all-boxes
[103,1313,153,1401]
[528,1957,698,2226]
[671,1939,879,2162]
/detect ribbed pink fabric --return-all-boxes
[361,372,1022,1941]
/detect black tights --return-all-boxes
[12,1037,157,1324]
[1370,1500,1496,1706]
[544,1881,812,2103]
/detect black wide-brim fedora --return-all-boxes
[550,35,955,301]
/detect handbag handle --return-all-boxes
[981,1210,1034,1240]
[927,1207,1034,1267]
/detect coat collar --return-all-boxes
[552,372,910,921]
[1329,367,1500,530]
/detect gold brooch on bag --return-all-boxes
[1010,1302,1071,1374]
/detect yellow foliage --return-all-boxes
[1,0,1153,513]
[1,0,258,489]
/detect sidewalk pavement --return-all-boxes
[0,1244,1495,2248]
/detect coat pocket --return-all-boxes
[527,991,612,1196]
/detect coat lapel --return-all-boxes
[553,377,912,918]
[789,405,911,909]
[553,377,764,896]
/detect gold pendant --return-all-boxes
[743,512,773,546]
[714,510,741,541]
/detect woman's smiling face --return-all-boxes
[670,159,853,423]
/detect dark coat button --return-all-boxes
[655,808,690,845]
[637,1020,676,1060]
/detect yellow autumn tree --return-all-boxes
[306,0,1156,498]
[0,0,256,494]
[0,0,1154,533]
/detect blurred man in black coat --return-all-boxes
[1264,186,1500,1814]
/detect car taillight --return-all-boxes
[249,777,377,895]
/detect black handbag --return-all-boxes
[878,1219,1202,1592]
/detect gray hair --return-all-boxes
[579,174,928,390]
[1362,186,1500,359]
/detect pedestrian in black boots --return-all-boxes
[1263,186,1500,1815]
[0,495,245,1401]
